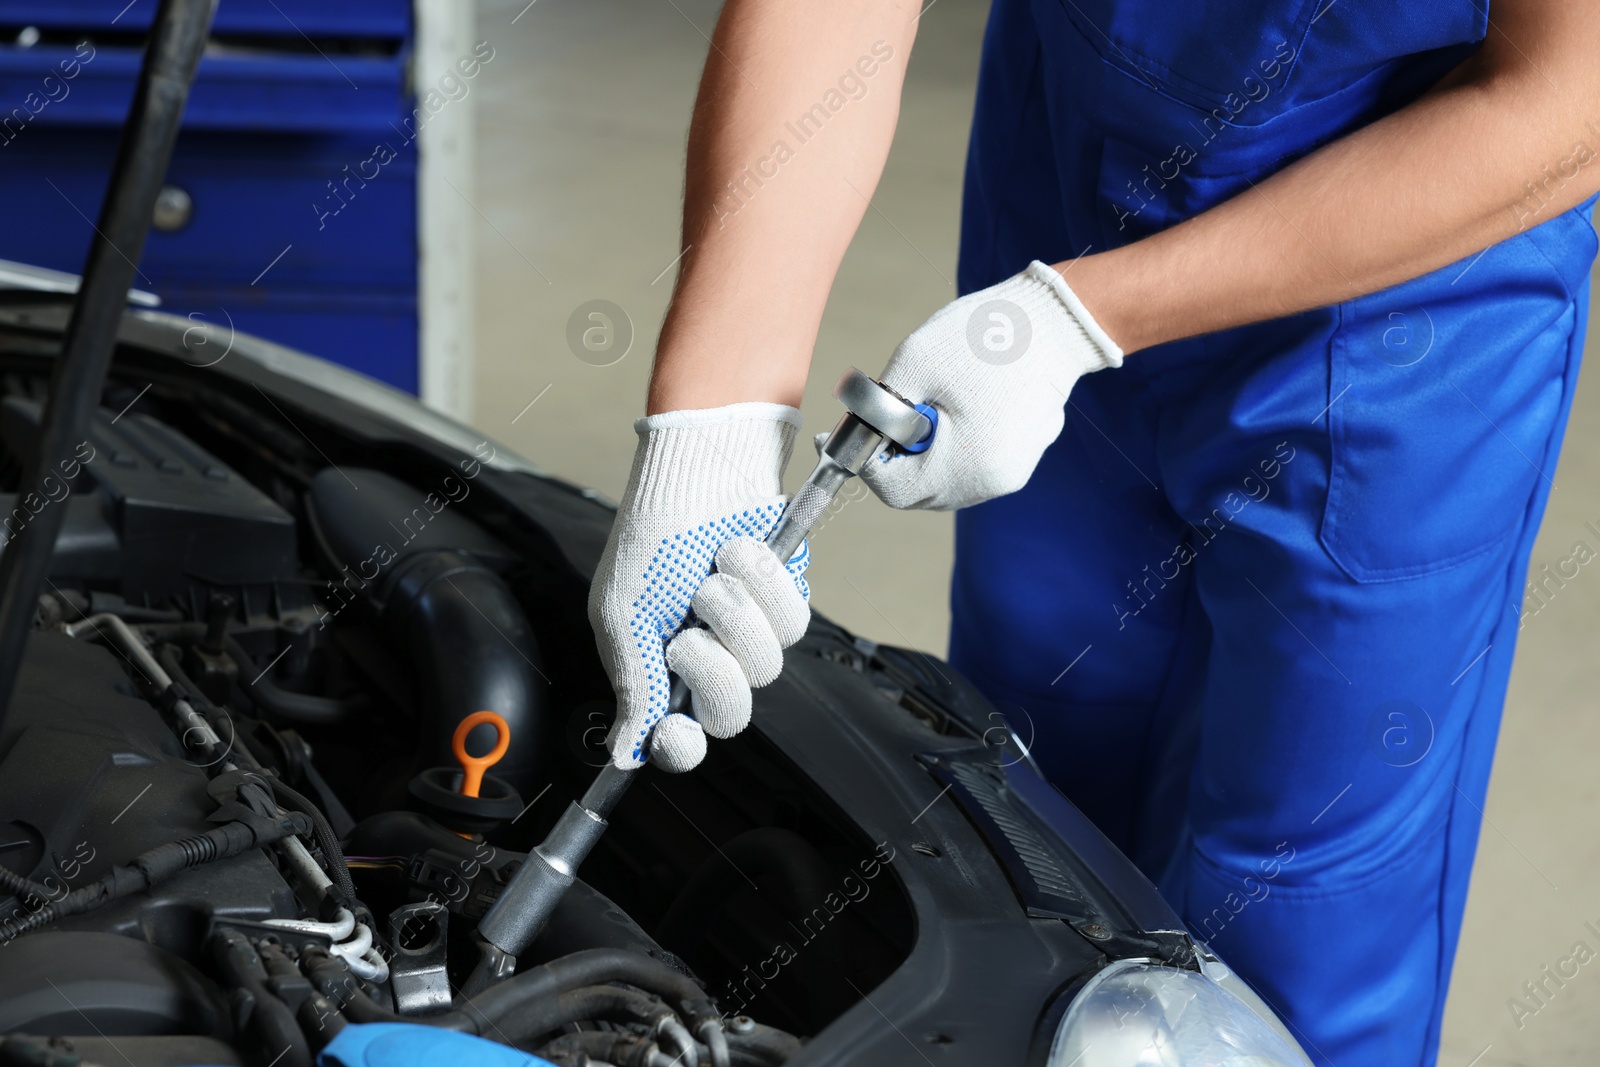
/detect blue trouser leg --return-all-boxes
[950,202,1596,1065]
[949,355,1197,853]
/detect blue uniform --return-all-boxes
[951,2,1598,1064]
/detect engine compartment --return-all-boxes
[0,363,917,1066]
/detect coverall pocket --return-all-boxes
[1319,214,1590,583]
[1051,0,1310,120]
[1050,0,1484,130]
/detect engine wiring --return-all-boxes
[26,600,791,1066]
[57,612,390,984]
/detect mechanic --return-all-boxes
[585,1,1600,1063]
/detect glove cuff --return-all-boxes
[633,401,802,434]
[1024,260,1125,369]
[627,402,801,511]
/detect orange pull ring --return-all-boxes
[452,711,511,798]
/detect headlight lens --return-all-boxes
[1047,959,1310,1066]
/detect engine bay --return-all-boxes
[0,364,917,1067]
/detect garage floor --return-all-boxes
[468,1,1600,1062]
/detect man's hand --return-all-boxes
[589,404,811,773]
[863,262,1122,511]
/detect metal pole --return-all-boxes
[0,0,218,721]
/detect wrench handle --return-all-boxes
[659,442,855,720]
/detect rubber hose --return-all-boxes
[296,992,348,1049]
[467,948,712,1033]
[226,637,366,726]
[496,984,675,1046]
[306,946,714,1038]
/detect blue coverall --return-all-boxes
[948,1,1599,1063]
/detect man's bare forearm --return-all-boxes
[647,0,919,414]
[1069,0,1600,354]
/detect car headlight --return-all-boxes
[1047,958,1311,1066]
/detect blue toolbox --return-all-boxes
[0,1,420,391]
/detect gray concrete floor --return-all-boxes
[468,1,1600,1062]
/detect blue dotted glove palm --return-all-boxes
[589,403,810,772]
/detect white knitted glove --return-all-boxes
[863,261,1123,511]
[589,403,811,773]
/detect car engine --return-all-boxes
[0,371,915,1067]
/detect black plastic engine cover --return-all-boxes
[0,631,296,959]
[0,932,231,1038]
[0,397,296,604]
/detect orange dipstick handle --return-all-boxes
[452,711,511,798]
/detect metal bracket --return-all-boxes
[388,901,453,1015]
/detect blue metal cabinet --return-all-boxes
[0,1,420,391]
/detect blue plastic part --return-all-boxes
[899,403,938,454]
[319,1023,558,1067]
